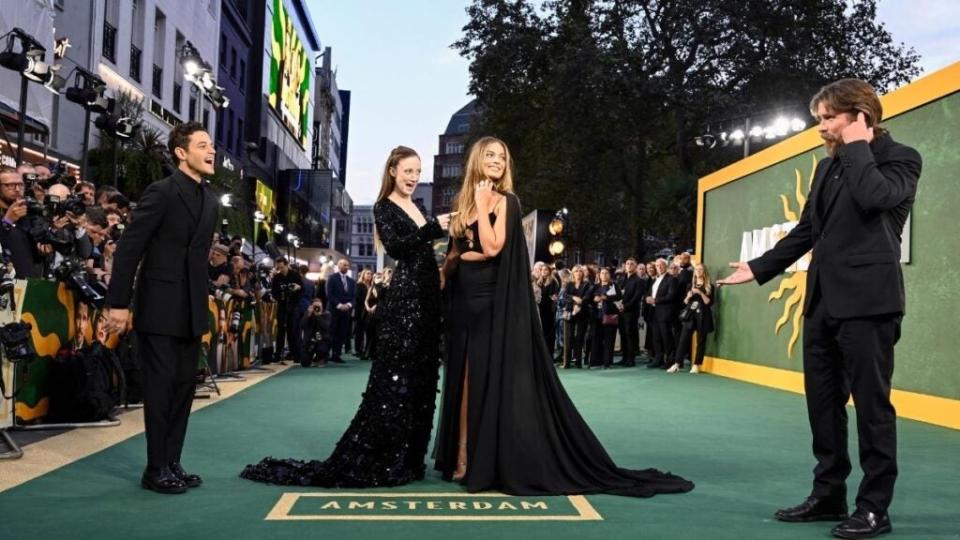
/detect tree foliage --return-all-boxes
[456,0,920,261]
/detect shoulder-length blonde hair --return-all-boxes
[694,264,714,295]
[449,136,514,238]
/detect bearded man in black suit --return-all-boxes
[721,79,921,539]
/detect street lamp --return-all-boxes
[65,66,107,180]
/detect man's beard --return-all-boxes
[822,135,842,157]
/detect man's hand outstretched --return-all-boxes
[717,262,756,286]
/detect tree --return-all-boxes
[456,0,920,260]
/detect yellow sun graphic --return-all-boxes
[768,155,817,357]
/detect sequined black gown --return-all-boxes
[241,199,444,487]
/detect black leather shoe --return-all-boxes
[141,466,188,494]
[831,509,891,539]
[169,462,203,488]
[330,357,345,364]
[775,497,848,522]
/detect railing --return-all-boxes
[102,21,117,62]
[129,45,142,82]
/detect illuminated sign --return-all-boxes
[267,0,312,148]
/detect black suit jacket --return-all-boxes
[325,272,356,312]
[106,170,218,337]
[651,274,679,322]
[749,136,921,319]
[620,274,643,313]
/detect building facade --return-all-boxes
[349,204,376,272]
[432,99,478,216]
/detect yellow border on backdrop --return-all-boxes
[703,357,960,430]
[695,61,960,430]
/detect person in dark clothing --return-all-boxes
[105,122,218,495]
[669,263,715,374]
[325,258,356,363]
[536,265,559,358]
[270,257,303,363]
[720,79,921,539]
[562,265,591,368]
[300,298,332,367]
[590,267,622,369]
[0,167,42,278]
[353,269,372,359]
[618,257,643,367]
[646,258,679,369]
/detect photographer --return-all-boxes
[42,183,92,274]
[0,166,42,277]
[75,181,96,207]
[299,298,331,367]
[270,257,303,363]
[208,244,232,290]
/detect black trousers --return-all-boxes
[364,316,378,358]
[803,297,900,514]
[137,332,201,472]
[591,322,617,368]
[621,310,640,364]
[652,319,676,365]
[674,324,708,366]
[642,314,655,355]
[354,315,367,355]
[567,316,589,366]
[273,306,300,362]
[330,309,351,359]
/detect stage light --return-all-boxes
[253,210,266,222]
[548,217,564,236]
[790,117,806,132]
[773,117,790,136]
[286,233,295,243]
[729,129,745,141]
[763,125,777,139]
[319,255,328,264]
[220,194,233,207]
[273,224,284,234]
[548,240,565,256]
[749,125,764,138]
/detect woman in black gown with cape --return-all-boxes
[241,146,451,487]
[435,137,694,498]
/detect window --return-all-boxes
[445,142,464,154]
[236,119,243,151]
[189,96,197,122]
[230,48,237,80]
[219,34,227,66]
[129,44,142,81]
[442,165,462,178]
[152,64,163,98]
[102,21,117,62]
[202,109,209,131]
[172,82,181,113]
[216,108,224,142]
[239,59,246,89]
[227,109,234,152]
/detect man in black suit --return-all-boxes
[270,257,303,363]
[618,257,643,367]
[106,122,217,495]
[325,258,356,363]
[645,258,679,369]
[721,79,921,539]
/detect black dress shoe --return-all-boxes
[775,497,848,522]
[141,466,188,494]
[831,509,891,539]
[646,362,663,369]
[169,462,203,488]
[330,357,345,364]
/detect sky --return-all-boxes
[306,0,960,206]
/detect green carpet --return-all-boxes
[2,357,958,539]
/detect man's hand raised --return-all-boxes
[716,262,756,286]
[841,111,874,145]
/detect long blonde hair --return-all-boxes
[450,136,514,238]
[694,264,714,295]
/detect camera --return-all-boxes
[54,258,105,307]
[47,162,76,189]
[229,311,241,333]
[43,194,86,219]
[0,321,35,362]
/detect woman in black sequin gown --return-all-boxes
[435,137,694,498]
[241,146,453,487]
